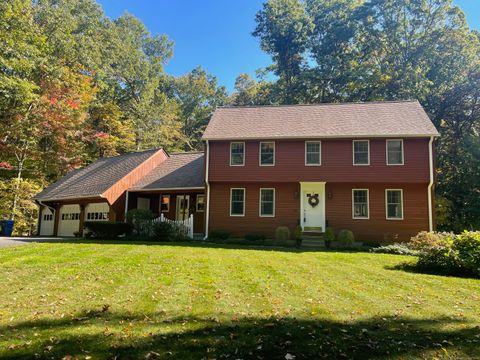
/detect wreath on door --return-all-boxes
[307,193,319,208]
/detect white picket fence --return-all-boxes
[155,213,194,239]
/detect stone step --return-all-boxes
[302,239,325,247]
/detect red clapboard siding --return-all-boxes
[208,182,429,243]
[208,138,430,183]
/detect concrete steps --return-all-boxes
[302,232,325,248]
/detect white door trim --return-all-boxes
[300,182,326,232]
[176,195,190,221]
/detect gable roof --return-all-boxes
[129,152,204,191]
[35,149,166,202]
[202,100,439,140]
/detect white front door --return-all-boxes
[300,182,326,232]
[176,195,190,221]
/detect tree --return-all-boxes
[253,0,313,104]
[171,67,228,150]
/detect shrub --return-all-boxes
[275,226,290,241]
[126,209,156,238]
[370,243,419,256]
[294,225,303,247]
[245,233,266,242]
[84,221,132,239]
[410,231,453,251]
[411,231,480,277]
[324,227,335,248]
[336,229,354,245]
[452,231,480,275]
[209,230,231,240]
[152,221,188,242]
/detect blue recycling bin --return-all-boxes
[0,220,14,237]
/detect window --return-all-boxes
[353,140,370,165]
[86,212,109,221]
[386,189,403,220]
[230,188,245,216]
[259,188,275,217]
[160,195,170,212]
[259,142,275,166]
[230,142,245,166]
[305,141,321,165]
[387,139,404,165]
[196,195,205,212]
[43,214,53,221]
[352,189,369,219]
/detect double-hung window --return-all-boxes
[230,142,245,166]
[353,140,370,165]
[260,142,275,166]
[305,141,321,165]
[387,139,404,165]
[230,188,245,216]
[259,188,275,217]
[386,189,403,220]
[352,189,369,219]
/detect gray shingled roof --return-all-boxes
[130,152,204,191]
[35,149,160,201]
[203,100,439,140]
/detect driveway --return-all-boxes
[0,237,68,248]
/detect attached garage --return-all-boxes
[34,148,169,237]
[39,207,55,236]
[58,204,80,237]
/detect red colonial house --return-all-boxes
[35,100,438,244]
[202,100,439,243]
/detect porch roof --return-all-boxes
[129,152,205,191]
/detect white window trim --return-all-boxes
[230,141,245,166]
[305,141,321,166]
[352,188,370,220]
[230,188,245,217]
[352,140,370,166]
[160,195,170,213]
[386,139,404,166]
[259,141,275,166]
[385,189,404,220]
[196,194,205,212]
[259,188,275,217]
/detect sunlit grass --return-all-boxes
[0,241,479,359]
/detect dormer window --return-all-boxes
[386,139,404,165]
[259,142,275,166]
[230,142,245,166]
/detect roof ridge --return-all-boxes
[216,99,418,110]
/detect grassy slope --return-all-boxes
[0,241,479,359]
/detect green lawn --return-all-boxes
[0,241,479,359]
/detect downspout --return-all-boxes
[124,190,129,221]
[427,136,434,232]
[204,140,210,240]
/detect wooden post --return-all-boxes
[79,204,86,236]
[53,203,60,236]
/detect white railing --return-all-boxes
[155,213,194,239]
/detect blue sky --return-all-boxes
[97,0,480,93]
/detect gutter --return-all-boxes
[427,136,434,232]
[204,140,210,240]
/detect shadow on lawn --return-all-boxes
[2,311,479,359]
[385,262,480,280]
[24,237,372,253]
